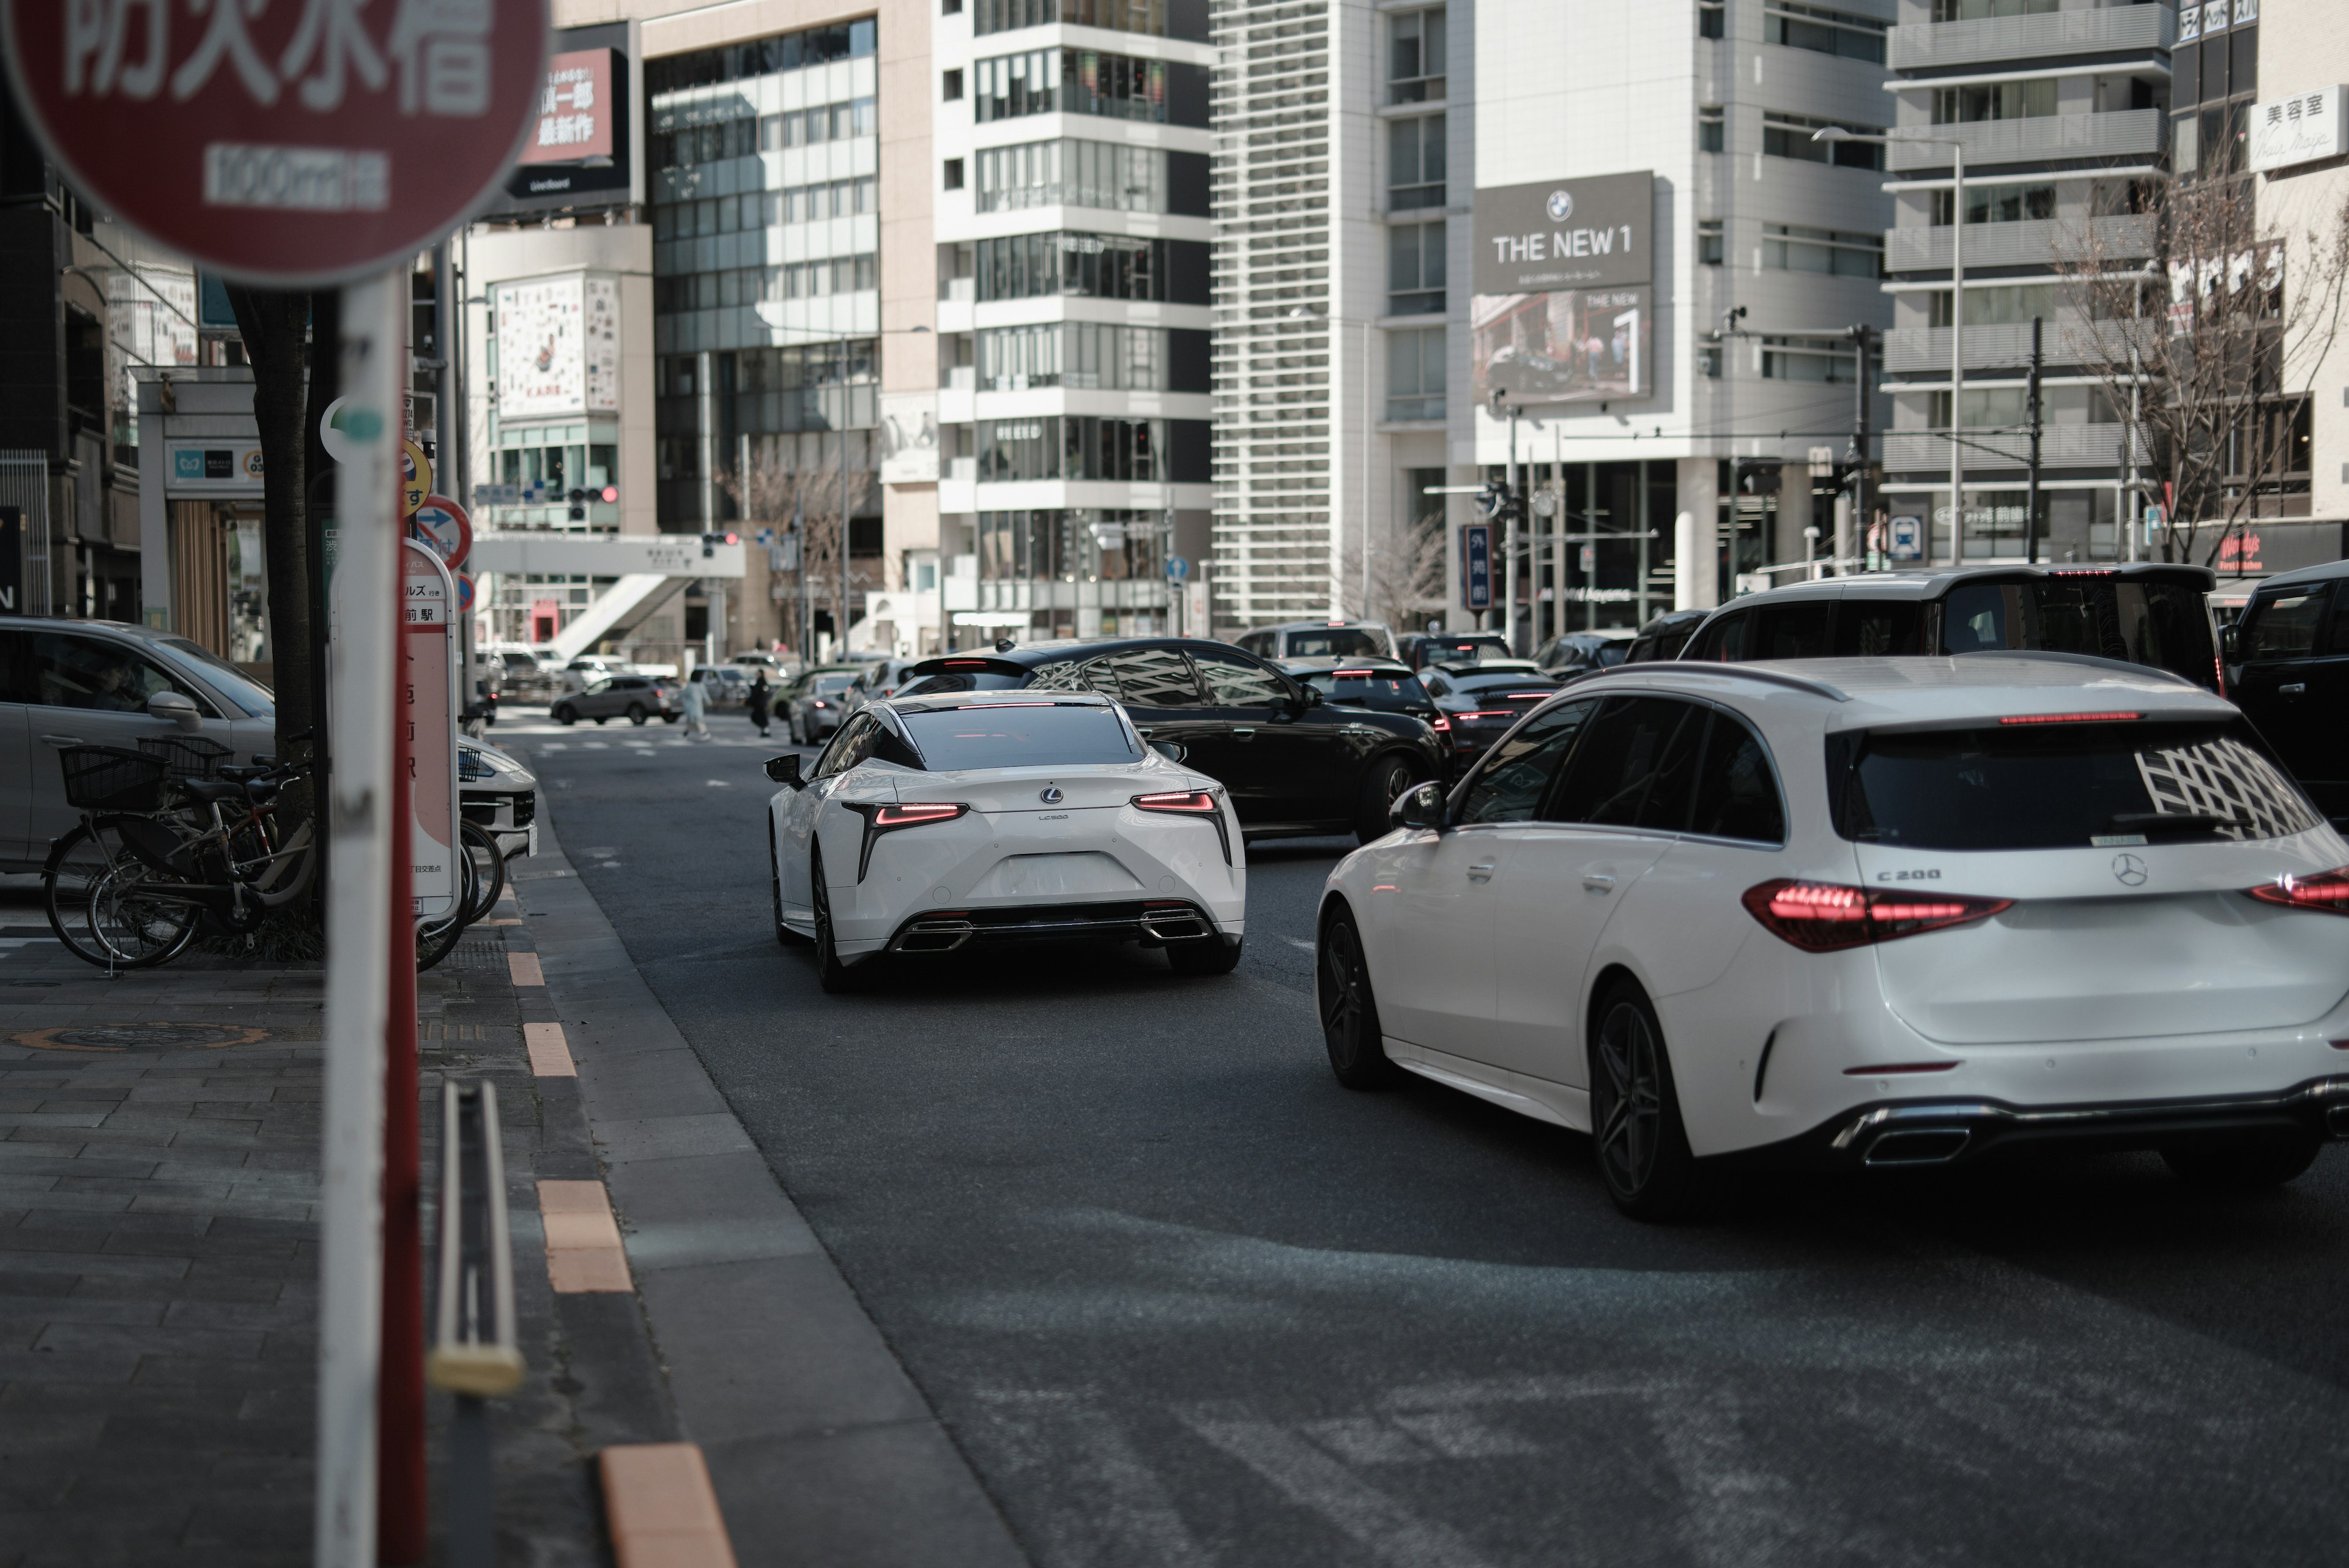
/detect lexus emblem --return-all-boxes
[2112,853,2148,887]
[1039,787,1064,804]
[1546,189,1574,222]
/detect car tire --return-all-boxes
[770,819,811,948]
[1167,936,1241,976]
[811,842,867,993]
[664,714,680,725]
[592,717,608,725]
[1318,907,1398,1089]
[1588,980,1712,1222]
[1355,754,1419,844]
[551,704,577,726]
[2161,1132,2322,1191]
[627,704,648,726]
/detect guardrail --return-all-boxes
[428,1080,523,1568]
[1889,4,2175,71]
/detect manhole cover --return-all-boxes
[10,1022,270,1053]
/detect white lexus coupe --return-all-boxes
[765,689,1246,990]
[1316,656,2349,1219]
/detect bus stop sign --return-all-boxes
[1,0,551,286]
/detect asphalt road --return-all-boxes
[501,707,2349,1567]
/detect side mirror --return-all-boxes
[147,689,203,733]
[2220,625,2242,661]
[1301,685,1324,708]
[1149,740,1188,764]
[764,753,804,789]
[1390,780,1447,831]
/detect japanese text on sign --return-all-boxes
[62,0,495,117]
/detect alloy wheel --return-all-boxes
[1594,1001,1663,1195]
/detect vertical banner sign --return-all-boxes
[402,541,462,922]
[1461,522,1494,611]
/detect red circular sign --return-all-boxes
[2,0,549,286]
[410,493,472,570]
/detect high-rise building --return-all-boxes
[1881,0,2176,565]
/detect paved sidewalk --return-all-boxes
[0,893,655,1566]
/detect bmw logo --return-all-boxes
[2112,853,2148,887]
[1039,786,1064,804]
[1546,189,1574,223]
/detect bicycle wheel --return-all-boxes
[417,850,479,973]
[44,825,198,969]
[459,822,505,926]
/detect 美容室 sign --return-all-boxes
[0,0,551,285]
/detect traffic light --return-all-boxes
[566,486,587,521]
[699,531,739,557]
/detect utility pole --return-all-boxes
[1849,322,1874,573]
[2024,315,2044,563]
[1494,390,1522,653]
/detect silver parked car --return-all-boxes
[548,674,681,727]
[0,616,278,872]
[458,735,538,860]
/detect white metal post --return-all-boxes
[1948,144,1965,567]
[315,269,403,1568]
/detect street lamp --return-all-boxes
[1816,125,1967,566]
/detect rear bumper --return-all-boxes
[885,899,1230,954]
[1737,1074,2349,1170]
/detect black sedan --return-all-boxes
[1274,657,1442,726]
[1396,631,1514,673]
[1421,663,1564,766]
[899,639,1445,842]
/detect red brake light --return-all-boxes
[2247,868,2349,915]
[945,660,987,667]
[1505,691,1553,700]
[1742,880,2013,953]
[1134,790,1220,814]
[1459,710,1519,721]
[1997,712,2142,726]
[1333,669,1376,678]
[873,803,968,830]
[1431,715,1450,732]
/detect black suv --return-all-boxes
[902,639,1445,842]
[2224,558,2349,822]
[1681,563,2221,690]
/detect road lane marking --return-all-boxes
[973,1390,1212,1568]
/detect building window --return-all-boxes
[1698,219,1724,265]
[978,509,1168,583]
[943,69,963,99]
[973,48,1197,125]
[1933,182,2055,226]
[1762,223,1881,277]
[975,138,1172,213]
[1388,7,1446,105]
[1388,220,1445,315]
[1386,327,1446,422]
[943,0,961,12]
[1933,81,2057,125]
[1762,2,1885,63]
[979,417,1186,483]
[644,20,874,94]
[1699,2,1725,40]
[1389,114,1446,211]
[974,0,1182,40]
[1698,106,1724,152]
[974,231,1207,303]
[1701,344,1723,379]
[944,158,965,190]
[1763,111,1884,168]
[978,323,1173,390]
[1762,336,1873,383]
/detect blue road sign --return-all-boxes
[1167,555,1190,582]
[1888,515,1924,562]
[1461,523,1493,611]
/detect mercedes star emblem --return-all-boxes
[1039,787,1064,804]
[2112,853,2148,887]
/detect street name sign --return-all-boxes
[2,0,551,284]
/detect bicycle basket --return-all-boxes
[59,746,171,812]
[137,735,234,781]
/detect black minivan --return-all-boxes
[2223,558,2349,822]
[1680,563,2222,691]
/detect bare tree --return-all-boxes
[719,447,863,654]
[2058,174,2349,566]
[1340,502,1452,630]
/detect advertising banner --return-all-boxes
[1472,172,1654,406]
[489,23,640,215]
[494,273,622,418]
[879,393,941,485]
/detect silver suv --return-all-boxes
[0,616,278,871]
[549,674,681,727]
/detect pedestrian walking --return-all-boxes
[681,672,710,741]
[747,672,773,738]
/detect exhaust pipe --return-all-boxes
[1140,907,1209,942]
[894,919,974,954]
[1863,1128,1971,1167]
[2326,1105,2349,1139]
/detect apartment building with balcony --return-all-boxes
[929,0,1219,645]
[1206,0,1476,634]
[1464,0,1895,628]
[1880,0,2178,563]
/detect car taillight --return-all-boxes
[1134,790,1220,814]
[1431,715,1450,732]
[1459,710,1518,721]
[1997,711,2142,726]
[811,700,829,708]
[2247,867,2349,915]
[1742,880,2013,953]
[874,803,968,829]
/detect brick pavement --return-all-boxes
[0,887,666,1567]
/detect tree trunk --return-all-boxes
[223,285,314,764]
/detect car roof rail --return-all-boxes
[1952,648,2199,688]
[1583,661,1852,703]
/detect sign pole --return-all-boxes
[316,270,404,1568]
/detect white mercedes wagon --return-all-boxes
[1316,655,2349,1219]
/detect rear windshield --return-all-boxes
[897,671,1028,696]
[901,705,1141,770]
[1939,575,2216,687]
[1422,639,1512,664]
[811,674,856,694]
[1450,671,1561,695]
[1286,629,1386,658]
[1827,719,2321,850]
[1303,669,1428,708]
